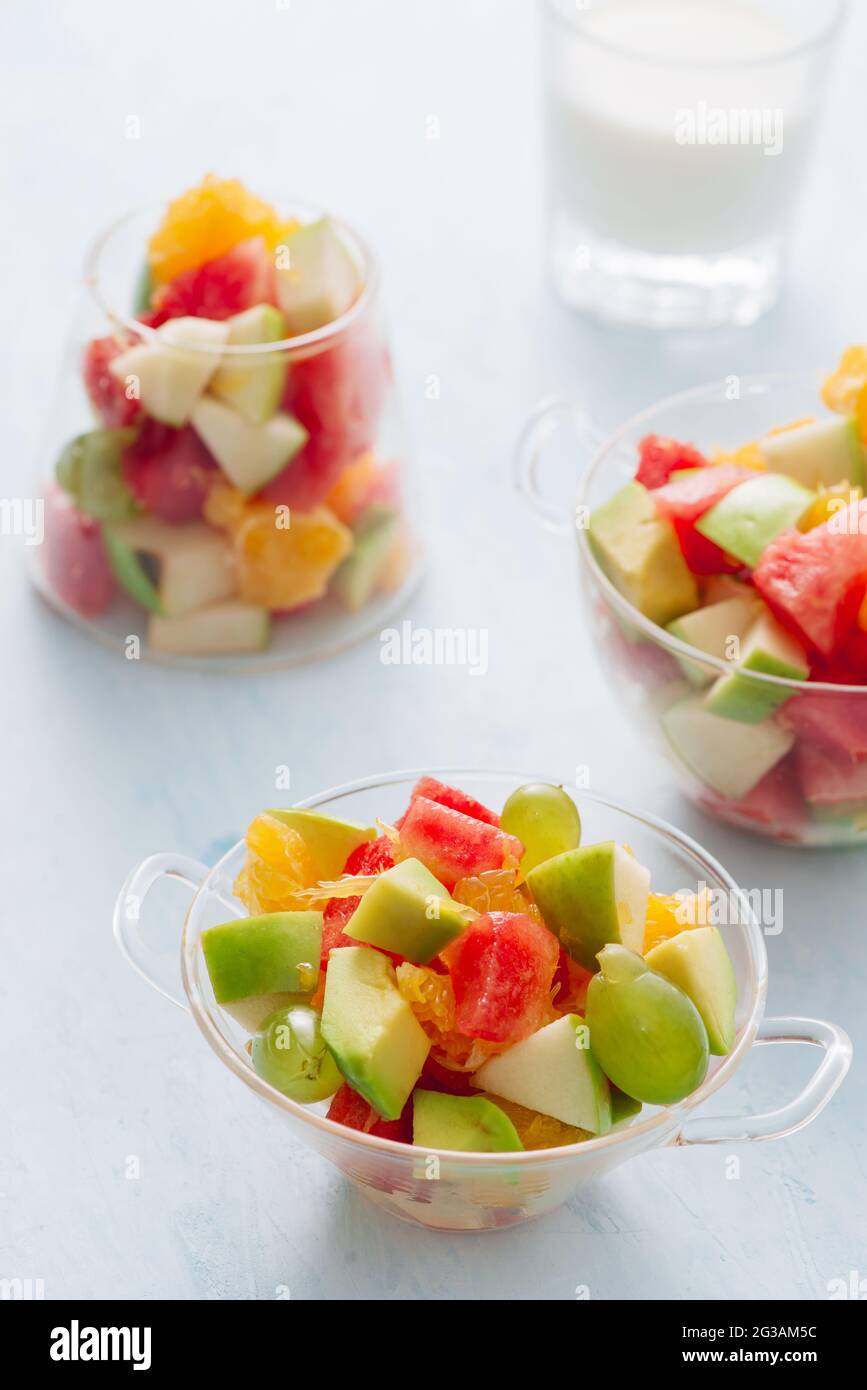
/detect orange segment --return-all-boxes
[235,505,351,609]
[798,483,863,533]
[857,383,867,443]
[148,175,285,285]
[204,477,249,531]
[642,890,708,953]
[711,441,766,471]
[822,346,867,416]
[325,451,378,523]
[452,869,541,920]
[482,1094,590,1149]
[395,963,455,1038]
[234,812,313,913]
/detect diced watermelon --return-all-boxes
[321,835,398,967]
[781,690,867,758]
[796,740,867,806]
[671,516,741,575]
[443,911,559,1043]
[719,754,805,830]
[122,420,217,522]
[551,946,592,1013]
[42,485,115,617]
[397,796,523,890]
[653,465,754,575]
[149,237,275,324]
[260,432,353,512]
[399,777,499,828]
[419,1056,479,1096]
[83,335,143,428]
[753,500,867,659]
[343,835,395,876]
[326,1082,411,1142]
[635,435,709,490]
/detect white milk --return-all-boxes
[544,0,819,255]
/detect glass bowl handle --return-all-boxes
[513,397,603,536]
[112,852,208,1013]
[677,1016,852,1146]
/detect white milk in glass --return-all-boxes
[542,0,844,326]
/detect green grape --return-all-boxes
[586,945,709,1105]
[500,782,582,875]
[251,1004,342,1103]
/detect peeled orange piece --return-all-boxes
[822,346,867,416]
[482,1094,590,1149]
[452,869,541,919]
[234,504,351,609]
[643,890,708,953]
[395,963,455,1038]
[799,483,863,533]
[234,812,313,913]
[148,176,286,285]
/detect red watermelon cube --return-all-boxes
[326,1083,411,1142]
[781,690,867,758]
[653,465,755,575]
[443,911,559,1043]
[399,777,499,828]
[149,237,275,324]
[796,740,867,807]
[397,796,523,890]
[635,435,709,490]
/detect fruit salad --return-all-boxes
[200,778,738,1153]
[586,349,867,846]
[42,176,411,658]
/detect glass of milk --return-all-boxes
[542,0,850,328]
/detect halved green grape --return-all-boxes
[500,782,581,876]
[251,1004,342,1103]
[586,945,709,1105]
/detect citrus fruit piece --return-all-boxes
[395,963,456,1039]
[148,176,285,285]
[822,346,867,416]
[480,1093,590,1149]
[234,812,312,913]
[234,503,351,609]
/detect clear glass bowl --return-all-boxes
[517,376,867,847]
[113,770,850,1232]
[31,201,422,670]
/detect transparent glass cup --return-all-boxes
[541,0,850,328]
[113,770,850,1232]
[31,202,422,670]
[516,374,867,847]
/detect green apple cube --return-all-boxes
[666,595,758,688]
[695,473,816,569]
[274,217,363,335]
[208,304,289,424]
[527,841,649,971]
[412,1091,524,1152]
[109,317,229,427]
[148,600,270,655]
[610,1086,642,1127]
[759,416,866,490]
[320,947,430,1120]
[108,518,236,618]
[473,1014,612,1134]
[331,505,400,613]
[103,531,164,614]
[586,945,709,1105]
[645,926,737,1056]
[201,911,323,1003]
[703,610,809,724]
[661,691,794,800]
[251,1003,342,1103]
[56,427,139,523]
[344,858,466,963]
[589,482,699,626]
[264,809,375,882]
[191,396,308,496]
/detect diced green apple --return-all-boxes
[148,600,270,655]
[412,1091,524,1152]
[201,911,323,1003]
[109,317,228,427]
[106,518,236,617]
[208,304,289,424]
[661,692,794,800]
[274,217,363,335]
[103,531,163,614]
[331,505,401,613]
[703,610,809,723]
[589,481,699,626]
[264,809,375,881]
[695,473,816,568]
[527,841,649,971]
[320,946,430,1120]
[344,857,467,963]
[666,595,758,687]
[190,396,308,495]
[759,416,866,490]
[473,1013,612,1135]
[645,926,737,1056]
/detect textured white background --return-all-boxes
[1,0,866,1300]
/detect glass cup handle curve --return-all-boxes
[513,397,603,536]
[676,1016,852,1147]
[112,852,208,1013]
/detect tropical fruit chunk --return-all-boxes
[42,485,115,617]
[320,947,430,1120]
[109,317,229,427]
[526,842,649,971]
[402,777,500,827]
[589,481,698,625]
[265,809,374,882]
[150,238,275,325]
[703,611,810,723]
[754,499,867,658]
[83,336,143,428]
[759,416,865,490]
[661,692,794,799]
[122,421,217,522]
[147,175,285,285]
[201,911,322,1002]
[345,858,466,963]
[191,397,308,496]
[56,426,138,523]
[273,217,363,334]
[397,796,523,890]
[208,303,288,423]
[473,1014,612,1135]
[645,926,737,1056]
[148,601,269,655]
[411,1091,523,1152]
[231,500,352,610]
[696,474,816,569]
[326,1082,411,1142]
[634,434,708,490]
[443,911,559,1043]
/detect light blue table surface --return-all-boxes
[2,0,865,1300]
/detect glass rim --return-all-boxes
[180,767,768,1167]
[575,370,867,698]
[542,0,851,71]
[83,199,380,357]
